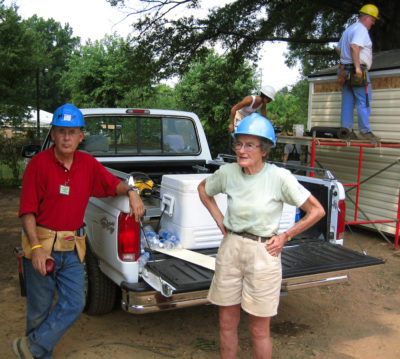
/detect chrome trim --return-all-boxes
[282,272,348,291]
[121,289,210,314]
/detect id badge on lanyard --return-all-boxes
[60,176,71,195]
[60,185,70,195]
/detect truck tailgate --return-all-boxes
[141,240,383,296]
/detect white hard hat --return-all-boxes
[260,85,276,101]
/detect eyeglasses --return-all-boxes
[233,142,261,152]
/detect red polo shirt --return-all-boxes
[19,145,121,231]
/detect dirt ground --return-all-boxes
[1,186,399,359]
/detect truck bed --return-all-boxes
[126,239,383,294]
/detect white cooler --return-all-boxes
[159,173,296,249]
[159,173,227,249]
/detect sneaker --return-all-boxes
[11,337,35,359]
[359,132,380,142]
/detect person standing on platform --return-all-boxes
[336,4,380,142]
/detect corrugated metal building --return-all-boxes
[307,49,400,236]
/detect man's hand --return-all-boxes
[32,248,51,276]
[128,190,145,221]
[354,67,363,78]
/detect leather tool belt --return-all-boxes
[231,231,271,243]
[340,64,368,87]
[337,64,346,87]
[348,67,368,87]
[22,226,86,262]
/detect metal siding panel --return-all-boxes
[313,147,399,235]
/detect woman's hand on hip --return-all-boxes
[265,234,287,256]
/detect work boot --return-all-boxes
[345,130,358,140]
[359,132,380,142]
[11,337,36,359]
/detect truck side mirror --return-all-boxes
[21,144,41,158]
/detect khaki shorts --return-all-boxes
[208,232,282,317]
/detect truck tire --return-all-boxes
[84,245,117,315]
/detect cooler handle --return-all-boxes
[161,194,175,217]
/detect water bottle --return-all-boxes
[159,230,181,250]
[164,235,177,249]
[295,208,301,222]
[138,252,150,273]
[143,225,162,248]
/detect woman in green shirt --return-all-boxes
[198,113,325,359]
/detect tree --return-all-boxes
[62,35,134,107]
[175,50,258,155]
[23,15,80,112]
[62,35,157,107]
[109,0,400,77]
[0,2,38,125]
[268,79,309,133]
[0,2,80,132]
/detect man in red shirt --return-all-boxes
[12,104,145,359]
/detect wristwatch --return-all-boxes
[127,186,139,195]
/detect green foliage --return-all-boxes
[0,3,37,122]
[62,35,163,108]
[23,15,80,112]
[268,79,309,133]
[175,51,258,156]
[0,3,79,131]
[0,131,26,184]
[112,0,400,77]
[119,84,178,109]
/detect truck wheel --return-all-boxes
[84,245,117,315]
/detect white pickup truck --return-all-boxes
[22,108,383,315]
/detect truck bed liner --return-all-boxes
[143,240,383,294]
[282,240,384,278]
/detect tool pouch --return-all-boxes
[53,231,87,262]
[54,231,76,252]
[75,234,87,262]
[22,226,56,259]
[337,65,346,87]
[348,68,368,87]
[22,227,87,262]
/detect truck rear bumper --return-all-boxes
[121,288,210,314]
[120,271,348,314]
[282,271,348,292]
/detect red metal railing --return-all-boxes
[309,139,400,249]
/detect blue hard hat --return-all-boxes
[234,113,276,147]
[51,104,85,127]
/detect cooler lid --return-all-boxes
[161,173,212,193]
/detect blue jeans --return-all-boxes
[23,250,85,358]
[340,68,372,134]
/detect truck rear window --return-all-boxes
[78,116,200,156]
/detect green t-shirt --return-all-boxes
[205,162,310,236]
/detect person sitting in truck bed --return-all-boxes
[12,104,145,359]
[198,113,325,359]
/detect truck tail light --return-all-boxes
[118,213,140,262]
[337,199,346,240]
